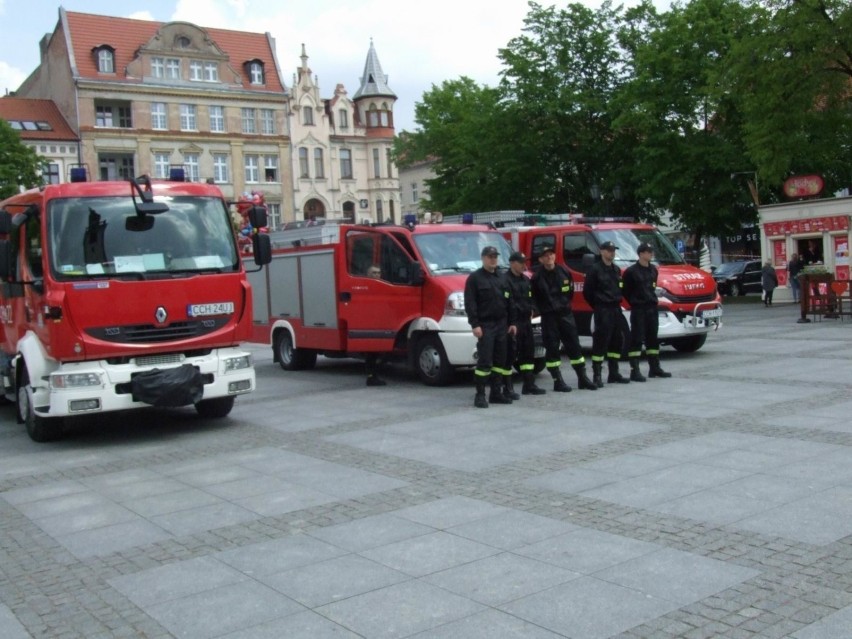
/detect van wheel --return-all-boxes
[195,396,235,419]
[275,330,317,371]
[670,334,707,353]
[414,335,454,386]
[18,373,63,443]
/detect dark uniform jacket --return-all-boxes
[531,264,574,314]
[623,262,659,308]
[583,260,623,308]
[506,270,534,322]
[464,267,512,329]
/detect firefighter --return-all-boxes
[622,242,672,380]
[505,251,546,396]
[464,246,517,408]
[365,265,387,386]
[530,245,596,392]
[583,240,629,387]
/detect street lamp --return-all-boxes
[730,171,759,206]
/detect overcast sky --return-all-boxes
[0,0,659,132]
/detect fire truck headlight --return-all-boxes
[444,292,466,317]
[51,372,103,389]
[655,286,674,305]
[224,354,252,371]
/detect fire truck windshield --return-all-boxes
[413,231,513,274]
[593,229,685,266]
[48,196,239,279]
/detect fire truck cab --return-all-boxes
[247,221,536,385]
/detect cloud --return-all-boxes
[0,60,26,96]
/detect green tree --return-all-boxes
[0,119,42,200]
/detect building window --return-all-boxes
[314,148,324,178]
[213,154,229,183]
[244,155,259,183]
[176,36,192,49]
[241,108,256,134]
[376,199,384,223]
[151,57,164,78]
[302,105,314,125]
[153,153,170,179]
[180,104,197,131]
[204,61,218,82]
[209,105,225,132]
[264,155,278,182]
[97,48,114,73]
[98,154,134,181]
[260,109,275,135]
[166,58,181,79]
[340,149,353,179]
[386,149,394,179]
[249,61,264,85]
[95,102,132,128]
[42,163,60,185]
[373,149,381,178]
[151,102,167,130]
[266,202,281,230]
[189,61,203,81]
[183,153,200,181]
[298,148,309,178]
[338,109,348,129]
[411,182,418,203]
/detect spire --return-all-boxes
[353,39,396,100]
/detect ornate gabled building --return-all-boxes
[15,8,293,228]
[288,41,400,224]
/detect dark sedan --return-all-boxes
[713,260,762,296]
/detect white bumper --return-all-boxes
[657,304,723,339]
[33,347,255,419]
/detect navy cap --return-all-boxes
[509,251,526,263]
[637,242,654,254]
[599,241,618,251]
[481,245,499,257]
[539,245,556,255]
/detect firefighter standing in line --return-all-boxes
[464,246,517,408]
[622,242,672,380]
[505,251,546,397]
[583,240,629,388]
[530,245,597,392]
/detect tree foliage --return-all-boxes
[0,119,42,200]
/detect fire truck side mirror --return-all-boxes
[252,233,272,266]
[248,205,268,230]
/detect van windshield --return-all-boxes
[47,196,239,279]
[413,231,513,273]
[593,228,685,266]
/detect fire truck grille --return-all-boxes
[664,292,718,304]
[87,318,228,344]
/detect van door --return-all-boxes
[338,229,421,352]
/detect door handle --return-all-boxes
[340,292,351,302]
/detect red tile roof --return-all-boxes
[65,11,285,93]
[0,97,77,140]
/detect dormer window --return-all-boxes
[94,46,115,74]
[176,36,192,49]
[247,60,265,85]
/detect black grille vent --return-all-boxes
[664,292,717,304]
[87,318,227,344]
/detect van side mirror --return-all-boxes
[248,205,268,230]
[252,233,272,266]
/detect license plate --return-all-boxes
[187,302,235,317]
[702,308,723,319]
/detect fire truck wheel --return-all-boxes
[18,373,63,443]
[670,334,707,353]
[275,330,317,371]
[413,335,454,386]
[195,396,235,419]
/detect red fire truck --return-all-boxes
[0,173,271,441]
[246,220,540,385]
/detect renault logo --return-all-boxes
[155,306,168,324]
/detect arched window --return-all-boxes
[298,148,309,178]
[248,61,264,85]
[314,148,324,178]
[95,47,115,73]
[302,105,314,126]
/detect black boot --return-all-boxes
[365,355,386,386]
[504,375,521,400]
[521,371,546,395]
[366,374,387,386]
[606,359,629,385]
[550,368,572,392]
[474,376,489,408]
[592,361,604,388]
[574,364,598,390]
[648,355,672,378]
[629,358,647,382]
[489,373,512,404]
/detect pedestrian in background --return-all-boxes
[464,246,517,408]
[623,243,671,380]
[364,265,387,386]
[762,261,778,306]
[583,240,629,388]
[787,253,803,304]
[531,245,597,392]
[505,251,546,396]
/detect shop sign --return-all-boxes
[783,174,824,199]
[764,215,849,237]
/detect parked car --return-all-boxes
[713,260,762,296]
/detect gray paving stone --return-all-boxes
[215,535,347,576]
[0,603,30,639]
[307,513,435,552]
[445,509,578,550]
[359,530,499,577]
[218,610,360,638]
